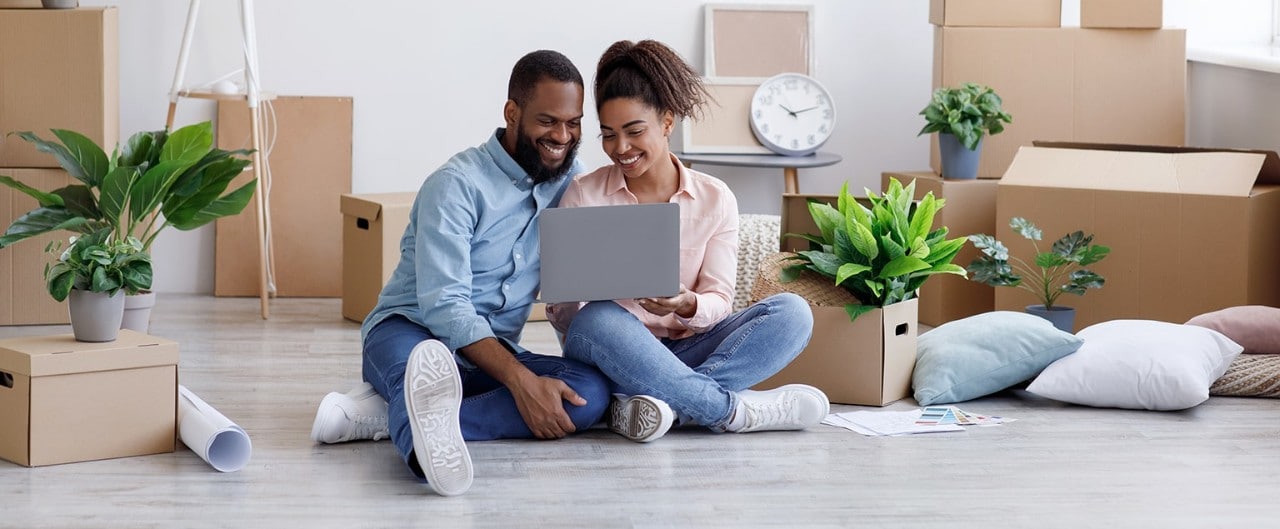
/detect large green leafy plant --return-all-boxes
[0,121,255,252]
[45,229,152,302]
[781,178,969,321]
[967,217,1110,309]
[917,82,1013,150]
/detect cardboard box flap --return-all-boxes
[1006,145,1273,197]
[1033,141,1280,186]
[340,194,386,222]
[0,330,178,377]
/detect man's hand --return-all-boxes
[508,372,587,439]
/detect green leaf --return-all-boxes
[807,202,841,244]
[161,122,214,164]
[47,265,75,302]
[0,175,63,207]
[163,156,250,225]
[908,193,937,243]
[1035,252,1069,268]
[1079,244,1111,266]
[968,234,1008,260]
[10,131,95,186]
[1051,231,1093,262]
[51,185,100,219]
[848,220,878,261]
[836,262,872,286]
[129,159,197,223]
[1010,217,1041,240]
[118,131,157,167]
[779,264,806,283]
[51,129,109,186]
[833,228,856,263]
[166,180,257,231]
[98,166,136,227]
[797,250,842,277]
[0,207,88,248]
[1062,269,1105,295]
[924,237,965,266]
[843,303,877,323]
[121,260,153,293]
[879,255,931,279]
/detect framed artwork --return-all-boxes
[704,4,815,81]
[673,80,772,154]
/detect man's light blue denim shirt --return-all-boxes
[361,128,578,360]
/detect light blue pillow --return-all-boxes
[913,311,1084,406]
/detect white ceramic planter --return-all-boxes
[122,291,157,333]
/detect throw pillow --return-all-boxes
[1185,305,1280,355]
[912,311,1083,406]
[1027,320,1243,410]
[1211,354,1280,398]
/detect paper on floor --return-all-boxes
[178,385,252,472]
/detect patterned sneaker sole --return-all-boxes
[609,396,673,443]
[404,341,473,496]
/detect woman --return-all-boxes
[547,40,828,443]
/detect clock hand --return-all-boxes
[791,105,819,114]
[777,103,798,117]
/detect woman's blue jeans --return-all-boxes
[363,315,611,468]
[561,293,813,431]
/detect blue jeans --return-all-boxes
[561,293,813,431]
[363,315,610,470]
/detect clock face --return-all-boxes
[749,73,836,156]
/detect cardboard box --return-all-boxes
[929,0,1062,27]
[0,0,42,7]
[215,96,353,297]
[931,27,1186,179]
[780,193,837,252]
[0,7,118,167]
[340,193,415,323]
[0,330,178,467]
[1,168,72,326]
[996,143,1280,331]
[882,171,997,326]
[1081,0,1162,28]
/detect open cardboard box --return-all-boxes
[996,142,1280,330]
[0,330,178,467]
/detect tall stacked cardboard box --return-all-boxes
[0,7,119,325]
[896,0,1184,326]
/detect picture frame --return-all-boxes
[671,79,772,154]
[704,3,815,82]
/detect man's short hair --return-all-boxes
[507,50,584,107]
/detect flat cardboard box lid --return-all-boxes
[1002,142,1280,197]
[340,193,416,221]
[0,329,178,377]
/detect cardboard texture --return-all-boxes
[997,143,1280,331]
[1081,0,1162,28]
[215,96,353,298]
[0,0,42,7]
[706,5,812,78]
[673,82,771,155]
[756,299,918,407]
[340,192,415,322]
[1,168,73,325]
[0,7,118,167]
[780,194,837,252]
[882,171,997,326]
[931,27,1186,179]
[0,330,178,467]
[929,0,1062,27]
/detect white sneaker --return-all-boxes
[608,394,675,443]
[311,382,390,444]
[404,340,472,496]
[730,384,830,433]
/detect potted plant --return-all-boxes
[967,217,1111,332]
[917,82,1012,180]
[0,121,255,332]
[779,177,969,321]
[45,228,153,342]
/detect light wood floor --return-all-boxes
[1,295,1277,528]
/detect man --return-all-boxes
[311,50,609,497]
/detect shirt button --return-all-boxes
[503,284,510,290]
[515,253,522,259]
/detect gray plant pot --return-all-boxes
[938,133,981,180]
[41,0,78,8]
[122,291,157,333]
[68,290,125,342]
[1025,304,1076,333]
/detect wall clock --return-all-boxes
[749,73,836,156]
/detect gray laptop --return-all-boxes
[538,203,681,303]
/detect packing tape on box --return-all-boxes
[178,385,252,472]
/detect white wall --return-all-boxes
[74,0,1273,294]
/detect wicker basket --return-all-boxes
[750,252,860,307]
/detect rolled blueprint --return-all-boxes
[178,385,252,472]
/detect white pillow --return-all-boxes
[1027,320,1243,410]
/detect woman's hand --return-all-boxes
[637,284,697,318]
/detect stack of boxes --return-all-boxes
[0,7,119,325]
[887,0,1186,327]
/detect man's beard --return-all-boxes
[512,125,579,185]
